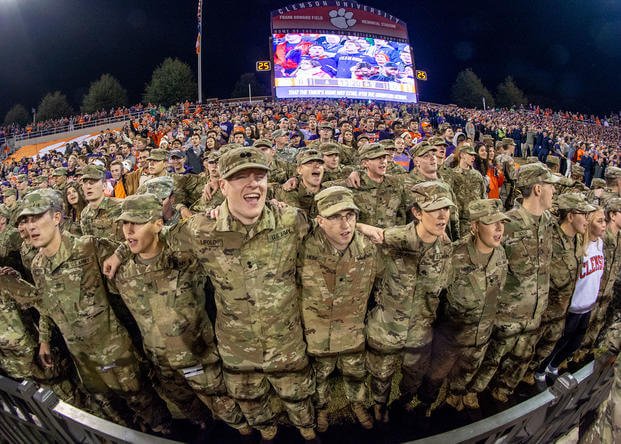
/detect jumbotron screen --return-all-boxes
[272,33,416,102]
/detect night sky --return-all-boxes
[1,0,620,118]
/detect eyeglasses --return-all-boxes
[325,212,356,223]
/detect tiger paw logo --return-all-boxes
[329,8,356,29]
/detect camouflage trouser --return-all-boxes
[469,324,538,395]
[366,343,432,404]
[223,367,315,430]
[580,354,621,443]
[0,341,39,380]
[312,352,367,409]
[73,349,171,429]
[529,317,565,373]
[424,331,490,400]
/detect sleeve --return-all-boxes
[38,316,54,343]
[0,274,39,307]
[165,214,207,254]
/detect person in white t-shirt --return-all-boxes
[537,207,607,379]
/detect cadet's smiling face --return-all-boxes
[297,160,324,188]
[220,168,268,225]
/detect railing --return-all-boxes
[0,356,614,444]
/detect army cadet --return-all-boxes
[3,188,20,227]
[139,176,181,226]
[425,199,509,411]
[11,191,173,432]
[447,143,487,237]
[272,128,299,163]
[530,193,595,382]
[545,156,561,175]
[570,164,589,192]
[299,187,378,432]
[588,178,608,206]
[109,194,249,433]
[33,176,49,189]
[145,149,169,178]
[408,140,460,240]
[496,138,518,210]
[326,143,410,228]
[0,204,22,269]
[577,197,621,360]
[320,142,353,182]
[427,136,451,181]
[108,147,318,442]
[273,149,325,218]
[253,138,294,184]
[80,165,124,241]
[469,163,558,402]
[600,166,621,205]
[313,122,356,165]
[51,167,68,191]
[190,151,225,213]
[359,181,454,422]
[15,175,30,199]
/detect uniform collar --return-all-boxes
[44,232,75,273]
[215,200,275,237]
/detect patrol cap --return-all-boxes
[17,191,53,218]
[605,166,621,180]
[33,176,47,185]
[0,204,10,219]
[457,143,476,155]
[297,149,324,166]
[467,199,510,224]
[410,180,456,211]
[218,147,270,180]
[319,142,340,155]
[205,150,221,163]
[428,136,447,147]
[545,156,560,167]
[571,164,585,176]
[169,150,185,159]
[525,156,540,164]
[218,143,244,155]
[16,174,28,183]
[605,197,621,213]
[52,167,68,177]
[516,163,561,187]
[591,178,606,190]
[141,176,174,201]
[147,149,168,161]
[557,193,597,213]
[318,121,334,130]
[315,186,359,218]
[3,188,16,198]
[495,140,504,149]
[271,129,287,138]
[253,138,273,149]
[81,165,106,180]
[412,141,436,158]
[116,193,163,224]
[357,134,370,142]
[359,143,389,160]
[379,139,396,150]
[501,138,516,146]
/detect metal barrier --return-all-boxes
[0,357,614,444]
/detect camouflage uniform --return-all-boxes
[496,147,517,210]
[426,200,508,403]
[80,166,124,241]
[111,194,245,428]
[299,187,379,415]
[13,192,171,430]
[0,208,22,269]
[530,194,594,374]
[161,148,315,434]
[470,164,558,400]
[366,181,454,405]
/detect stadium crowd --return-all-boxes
[0,98,620,443]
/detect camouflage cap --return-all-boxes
[605,197,621,213]
[457,143,476,155]
[168,150,185,159]
[33,176,47,185]
[605,166,621,180]
[379,139,396,150]
[0,204,10,219]
[516,163,560,187]
[557,192,597,213]
[296,149,324,166]
[141,176,174,201]
[319,142,340,155]
[571,164,585,175]
[591,178,606,190]
[52,167,68,177]
[525,156,540,164]
[495,140,504,149]
[17,191,53,218]
[205,150,221,163]
[410,180,456,211]
[81,165,106,180]
[218,147,270,180]
[253,138,273,149]
[315,186,359,218]
[428,136,447,147]
[502,137,516,146]
[356,134,370,141]
[16,174,28,183]
[359,143,389,160]
[147,149,168,161]
[271,129,287,138]
[116,193,163,224]
[412,141,437,158]
[318,121,334,130]
[2,188,16,197]
[481,134,494,141]
[218,143,244,155]
[467,199,510,224]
